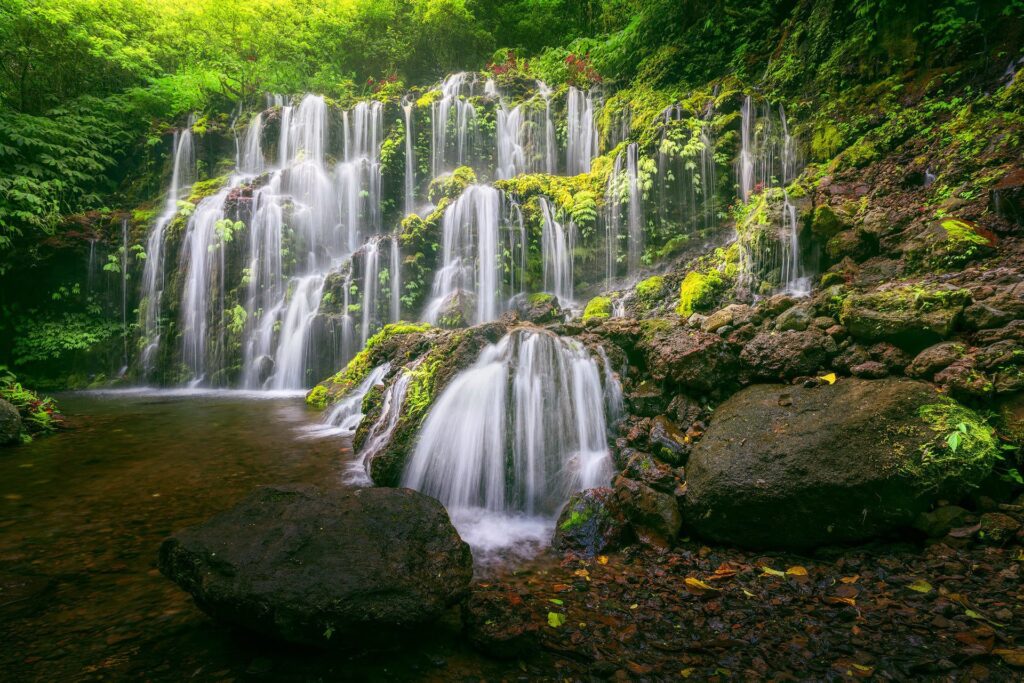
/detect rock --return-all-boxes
[666,394,704,430]
[811,205,850,242]
[514,293,563,324]
[0,399,21,446]
[902,219,994,272]
[826,229,877,263]
[775,303,814,332]
[626,381,667,418]
[701,307,734,333]
[906,342,967,379]
[977,512,1021,545]
[553,488,630,557]
[434,290,476,328]
[614,476,682,548]
[867,342,911,373]
[649,415,689,465]
[158,485,473,646]
[850,360,888,378]
[962,290,1024,331]
[914,506,971,538]
[684,379,999,550]
[989,167,1024,226]
[621,451,680,494]
[642,325,739,394]
[933,362,992,400]
[462,587,539,658]
[840,286,970,351]
[740,330,838,381]
[997,392,1024,443]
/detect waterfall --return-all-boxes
[389,235,401,322]
[240,111,265,175]
[268,274,325,390]
[139,121,194,378]
[432,72,477,177]
[656,104,719,235]
[496,83,557,179]
[539,197,574,304]
[179,188,231,384]
[402,98,415,215]
[495,104,526,180]
[348,363,415,484]
[424,184,517,325]
[597,346,624,421]
[403,329,615,519]
[360,238,380,345]
[301,362,391,440]
[537,81,557,174]
[120,218,129,371]
[604,143,643,284]
[566,87,599,175]
[738,95,756,203]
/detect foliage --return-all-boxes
[0,366,61,438]
[12,312,123,366]
[912,400,1000,494]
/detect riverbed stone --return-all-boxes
[0,399,21,446]
[158,485,473,647]
[552,487,630,557]
[614,476,682,549]
[684,378,999,550]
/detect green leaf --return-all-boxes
[547,612,566,628]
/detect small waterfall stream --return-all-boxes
[566,86,599,175]
[539,197,575,304]
[402,328,616,554]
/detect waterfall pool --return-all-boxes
[0,391,566,678]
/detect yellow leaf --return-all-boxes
[680,668,696,678]
[684,577,719,593]
[786,566,809,577]
[840,575,860,584]
[819,372,837,384]
[597,555,608,565]
[629,603,638,610]
[761,567,786,578]
[742,589,756,599]
[547,612,566,628]
[907,580,933,593]
[993,649,1024,667]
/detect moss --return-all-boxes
[676,270,723,317]
[306,385,329,410]
[908,400,1000,493]
[635,275,665,306]
[560,508,592,531]
[307,322,432,408]
[528,292,555,306]
[427,166,476,204]
[187,175,229,202]
[582,296,612,322]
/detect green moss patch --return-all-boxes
[676,270,723,317]
[908,400,1000,494]
[583,296,612,322]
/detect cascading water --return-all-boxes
[139,120,195,378]
[495,82,557,179]
[303,362,391,440]
[424,184,522,325]
[539,197,575,304]
[566,86,599,175]
[402,97,415,216]
[402,328,617,553]
[656,104,718,234]
[389,235,401,322]
[432,72,478,177]
[347,362,416,485]
[604,143,644,284]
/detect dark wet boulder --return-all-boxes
[977,512,1022,545]
[906,342,967,379]
[740,329,838,381]
[684,378,999,550]
[0,399,21,446]
[621,451,681,494]
[158,485,473,647]
[775,303,814,332]
[902,219,995,273]
[614,476,682,549]
[649,415,690,465]
[552,487,630,557]
[840,285,970,351]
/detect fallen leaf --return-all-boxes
[907,580,933,593]
[680,668,696,678]
[786,566,809,577]
[597,555,608,565]
[819,372,837,384]
[547,612,566,628]
[548,598,564,605]
[761,567,786,578]
[840,575,860,584]
[823,596,857,607]
[993,649,1024,667]
[684,577,720,595]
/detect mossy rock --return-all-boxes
[582,296,612,323]
[902,219,994,273]
[685,379,1000,550]
[635,276,665,308]
[840,285,970,351]
[810,205,849,242]
[427,166,477,204]
[676,270,723,318]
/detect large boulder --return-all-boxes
[158,485,473,647]
[684,378,999,550]
[0,399,21,446]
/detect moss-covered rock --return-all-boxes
[552,487,630,557]
[427,166,476,204]
[634,275,665,310]
[903,219,994,273]
[676,270,723,318]
[840,285,970,351]
[582,296,612,323]
[685,379,1000,550]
